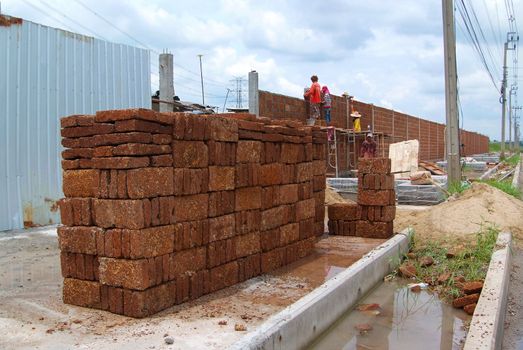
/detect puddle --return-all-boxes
[272,236,386,289]
[308,278,470,350]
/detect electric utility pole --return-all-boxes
[500,32,518,157]
[515,107,522,151]
[197,54,205,105]
[509,86,517,151]
[442,0,461,183]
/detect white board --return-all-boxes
[389,140,419,178]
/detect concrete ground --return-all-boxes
[0,226,385,350]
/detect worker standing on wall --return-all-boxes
[303,75,321,125]
[321,86,332,125]
[351,111,362,132]
[360,133,377,158]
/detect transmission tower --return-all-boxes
[230,77,247,108]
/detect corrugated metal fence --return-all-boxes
[0,15,151,231]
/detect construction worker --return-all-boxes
[351,111,362,132]
[303,75,321,125]
[360,132,377,158]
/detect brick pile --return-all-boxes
[58,109,327,318]
[328,158,395,238]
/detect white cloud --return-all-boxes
[2,0,521,140]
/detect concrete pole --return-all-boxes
[159,52,174,112]
[442,0,461,183]
[515,109,522,151]
[509,90,513,152]
[248,71,259,117]
[342,92,350,129]
[501,42,508,158]
[197,54,205,106]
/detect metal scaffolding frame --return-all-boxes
[325,127,385,177]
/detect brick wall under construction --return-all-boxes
[328,158,395,238]
[258,90,489,162]
[57,109,327,317]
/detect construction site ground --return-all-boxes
[0,226,385,350]
[3,157,522,349]
[394,182,523,350]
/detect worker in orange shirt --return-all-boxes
[303,75,321,125]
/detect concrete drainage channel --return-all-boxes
[464,232,513,350]
[230,230,513,350]
[229,229,411,350]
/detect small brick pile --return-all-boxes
[58,109,327,317]
[328,158,396,238]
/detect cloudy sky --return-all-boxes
[3,0,522,140]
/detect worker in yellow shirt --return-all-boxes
[351,111,362,132]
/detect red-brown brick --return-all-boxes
[235,187,262,211]
[127,167,174,198]
[63,170,100,198]
[92,199,146,229]
[172,141,208,168]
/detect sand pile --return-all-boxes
[325,186,347,205]
[394,182,523,242]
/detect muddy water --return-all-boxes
[309,279,470,350]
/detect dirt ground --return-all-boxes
[0,226,384,350]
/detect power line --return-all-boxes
[67,1,230,88]
[480,0,503,57]
[37,0,109,40]
[21,0,235,105]
[20,0,76,33]
[465,0,502,76]
[72,0,151,49]
[456,0,500,91]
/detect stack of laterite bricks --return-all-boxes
[58,109,327,318]
[328,158,395,238]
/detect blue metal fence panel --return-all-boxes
[0,15,151,231]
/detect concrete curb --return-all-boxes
[229,230,412,350]
[463,232,512,350]
[511,154,522,192]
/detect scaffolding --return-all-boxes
[324,127,385,177]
